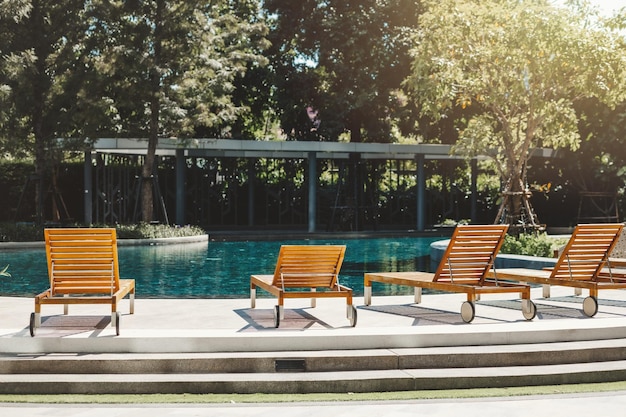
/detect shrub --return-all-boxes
[0,223,206,242]
[500,232,568,258]
[0,223,46,242]
[114,223,206,239]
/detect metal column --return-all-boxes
[416,154,425,231]
[83,151,93,225]
[175,149,186,225]
[248,159,255,226]
[308,152,317,233]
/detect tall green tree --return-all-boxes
[404,0,626,230]
[90,0,268,222]
[0,1,98,222]
[0,1,31,149]
[265,0,423,142]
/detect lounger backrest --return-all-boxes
[550,223,623,282]
[609,224,626,258]
[45,228,121,295]
[434,224,509,284]
[271,245,346,289]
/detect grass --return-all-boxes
[1,381,626,404]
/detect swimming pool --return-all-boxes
[0,237,440,298]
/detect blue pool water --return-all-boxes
[0,237,439,298]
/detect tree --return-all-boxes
[0,0,30,135]
[404,0,626,231]
[89,0,268,222]
[0,1,99,222]
[265,0,423,142]
[263,1,424,230]
[0,1,31,149]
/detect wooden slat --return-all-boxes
[434,224,508,284]
[550,223,623,282]
[250,244,352,306]
[272,245,346,289]
[44,228,120,296]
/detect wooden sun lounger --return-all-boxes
[485,223,625,317]
[250,245,356,327]
[30,228,135,336]
[364,224,536,323]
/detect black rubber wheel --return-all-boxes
[583,296,598,317]
[522,300,537,320]
[460,301,475,323]
[29,312,36,337]
[273,305,280,328]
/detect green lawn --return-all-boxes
[1,381,626,404]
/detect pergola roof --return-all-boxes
[91,138,558,160]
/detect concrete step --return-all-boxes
[1,339,626,394]
[3,338,626,374]
[2,360,626,394]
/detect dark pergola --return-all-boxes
[84,138,557,231]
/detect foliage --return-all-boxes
[86,0,269,139]
[0,1,269,224]
[265,0,424,142]
[113,223,205,240]
[0,0,30,155]
[0,1,97,224]
[0,222,46,242]
[404,0,626,226]
[439,218,470,226]
[500,232,568,258]
[0,222,205,242]
[563,98,626,194]
[0,160,36,221]
[84,0,269,222]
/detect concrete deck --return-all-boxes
[2,285,626,352]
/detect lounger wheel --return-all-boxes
[460,301,475,323]
[348,305,357,327]
[583,296,598,317]
[522,300,537,321]
[29,312,36,337]
[273,305,280,328]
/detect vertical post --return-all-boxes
[83,151,93,225]
[416,154,425,231]
[175,148,186,225]
[471,158,478,224]
[248,158,255,226]
[308,151,317,233]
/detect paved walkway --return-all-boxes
[2,392,626,417]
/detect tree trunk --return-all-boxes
[31,0,48,224]
[140,0,164,223]
[495,171,541,234]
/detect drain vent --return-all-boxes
[275,359,306,372]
